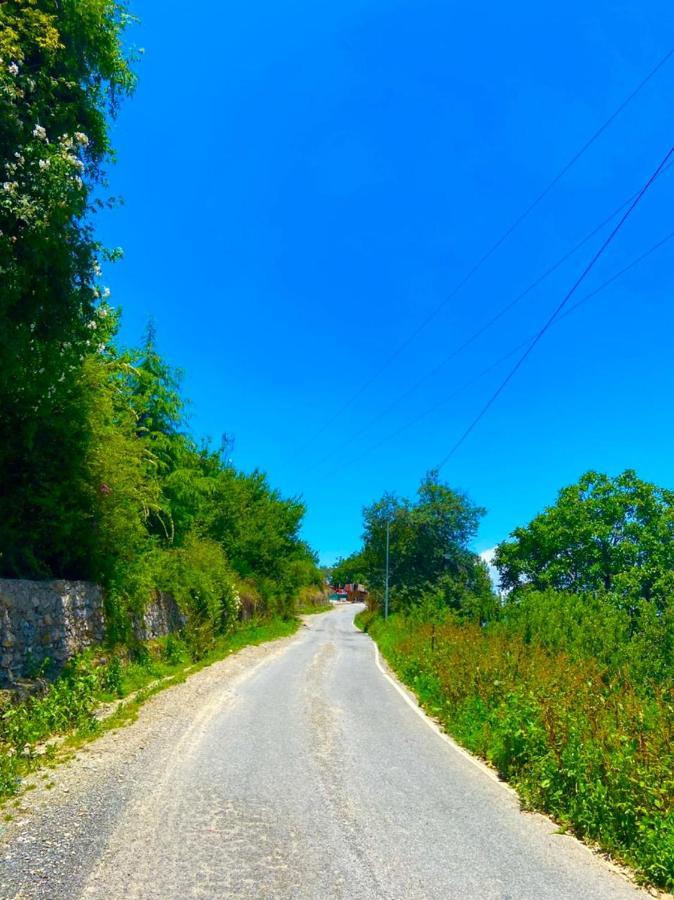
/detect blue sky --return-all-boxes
[99,1,674,564]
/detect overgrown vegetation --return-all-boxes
[0,1,322,643]
[0,0,323,800]
[353,469,674,890]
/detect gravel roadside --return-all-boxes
[0,628,301,900]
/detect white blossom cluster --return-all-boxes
[0,127,91,232]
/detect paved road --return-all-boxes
[2,604,649,899]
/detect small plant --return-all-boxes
[161,634,186,666]
[97,656,123,697]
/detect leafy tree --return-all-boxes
[0,2,322,636]
[330,551,368,586]
[358,471,492,617]
[495,470,674,612]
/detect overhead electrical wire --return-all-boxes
[323,228,674,481]
[309,160,674,474]
[306,47,674,446]
[434,147,674,470]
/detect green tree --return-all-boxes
[359,471,492,617]
[0,0,136,577]
[495,469,674,611]
[330,551,368,586]
[0,2,323,633]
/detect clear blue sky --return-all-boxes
[99,1,674,565]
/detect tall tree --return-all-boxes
[359,471,492,616]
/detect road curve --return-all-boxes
[1,604,649,899]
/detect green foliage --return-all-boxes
[330,550,368,586]
[0,0,321,622]
[495,470,674,611]
[0,0,136,577]
[153,534,239,657]
[353,470,494,618]
[0,654,103,796]
[365,470,674,890]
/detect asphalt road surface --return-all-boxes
[1,604,650,899]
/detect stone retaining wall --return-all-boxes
[133,591,186,641]
[0,579,104,685]
[0,581,187,685]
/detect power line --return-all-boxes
[435,148,674,470]
[306,47,674,445]
[309,161,673,474]
[323,229,674,481]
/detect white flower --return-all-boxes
[2,181,16,192]
[38,158,50,170]
[86,320,97,329]
[97,343,106,353]
[32,124,47,140]
[101,287,110,298]
[97,306,108,318]
[8,62,19,76]
[74,132,89,146]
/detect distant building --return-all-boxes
[346,583,368,602]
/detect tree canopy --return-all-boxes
[346,471,495,620]
[495,469,674,611]
[0,1,321,643]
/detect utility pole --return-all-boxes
[384,518,390,620]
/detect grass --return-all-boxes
[356,610,674,892]
[0,617,299,804]
[295,602,333,616]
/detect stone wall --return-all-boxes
[0,579,104,685]
[134,591,186,641]
[0,581,189,685]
